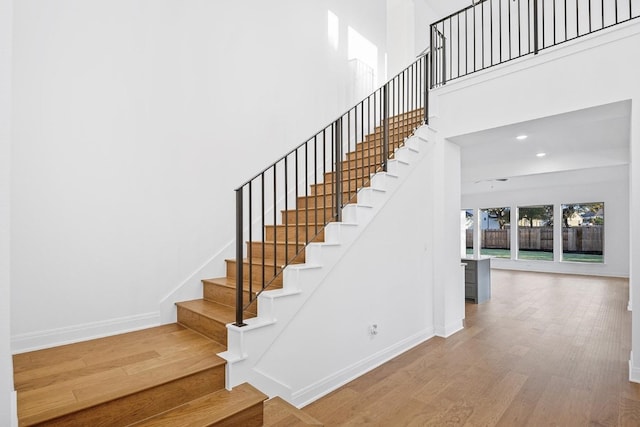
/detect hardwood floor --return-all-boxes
[303,270,640,426]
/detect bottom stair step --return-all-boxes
[176,299,240,346]
[130,383,268,427]
[13,324,227,426]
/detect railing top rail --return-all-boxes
[234,53,428,190]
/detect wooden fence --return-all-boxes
[466,226,603,253]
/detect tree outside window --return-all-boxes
[480,207,510,258]
[463,209,474,256]
[562,203,604,263]
[518,205,553,261]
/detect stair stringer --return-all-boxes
[219,125,438,406]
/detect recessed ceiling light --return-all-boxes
[536,152,547,157]
[516,135,528,140]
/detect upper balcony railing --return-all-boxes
[430,0,640,87]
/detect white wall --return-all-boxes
[387,0,416,77]
[1,0,17,421]
[10,0,388,352]
[462,166,629,277]
[386,0,440,77]
[429,20,640,380]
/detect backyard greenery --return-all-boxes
[476,248,603,263]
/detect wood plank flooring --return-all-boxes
[303,270,640,426]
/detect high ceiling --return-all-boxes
[448,101,631,194]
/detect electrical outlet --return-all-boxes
[369,324,378,336]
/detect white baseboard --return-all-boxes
[291,329,435,408]
[435,320,464,338]
[11,311,161,353]
[630,353,640,383]
[11,390,17,427]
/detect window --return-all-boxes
[518,205,553,261]
[480,207,510,258]
[562,203,604,263]
[463,209,473,256]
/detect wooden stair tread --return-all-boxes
[203,277,282,291]
[247,240,306,245]
[131,383,268,427]
[13,324,185,375]
[268,223,325,228]
[176,299,237,324]
[281,207,335,213]
[14,325,226,425]
[227,258,281,266]
[263,397,323,426]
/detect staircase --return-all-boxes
[12,110,423,426]
[175,108,425,348]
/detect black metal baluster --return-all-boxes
[313,136,317,242]
[355,100,364,192]
[356,101,364,192]
[324,129,328,229]
[541,0,545,47]
[473,3,477,72]
[334,119,342,222]
[553,0,557,45]
[295,149,299,256]
[576,0,579,37]
[430,25,435,87]
[261,173,265,294]
[529,0,532,52]
[348,109,352,201]
[458,14,461,78]
[383,83,389,172]
[284,156,288,264]
[234,187,244,326]
[491,0,495,64]
[509,0,512,58]
[465,10,469,74]
[424,54,429,124]
[534,0,539,53]
[442,28,447,84]
[372,95,376,185]
[482,1,485,69]
[519,0,523,56]
[449,18,453,81]
[499,0,503,61]
[564,0,568,40]
[248,181,252,304]
[272,165,277,280]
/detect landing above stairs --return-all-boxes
[12,324,267,426]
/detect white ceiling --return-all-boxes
[448,101,631,194]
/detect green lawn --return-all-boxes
[518,250,553,261]
[480,248,510,259]
[561,253,604,263]
[471,248,603,263]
